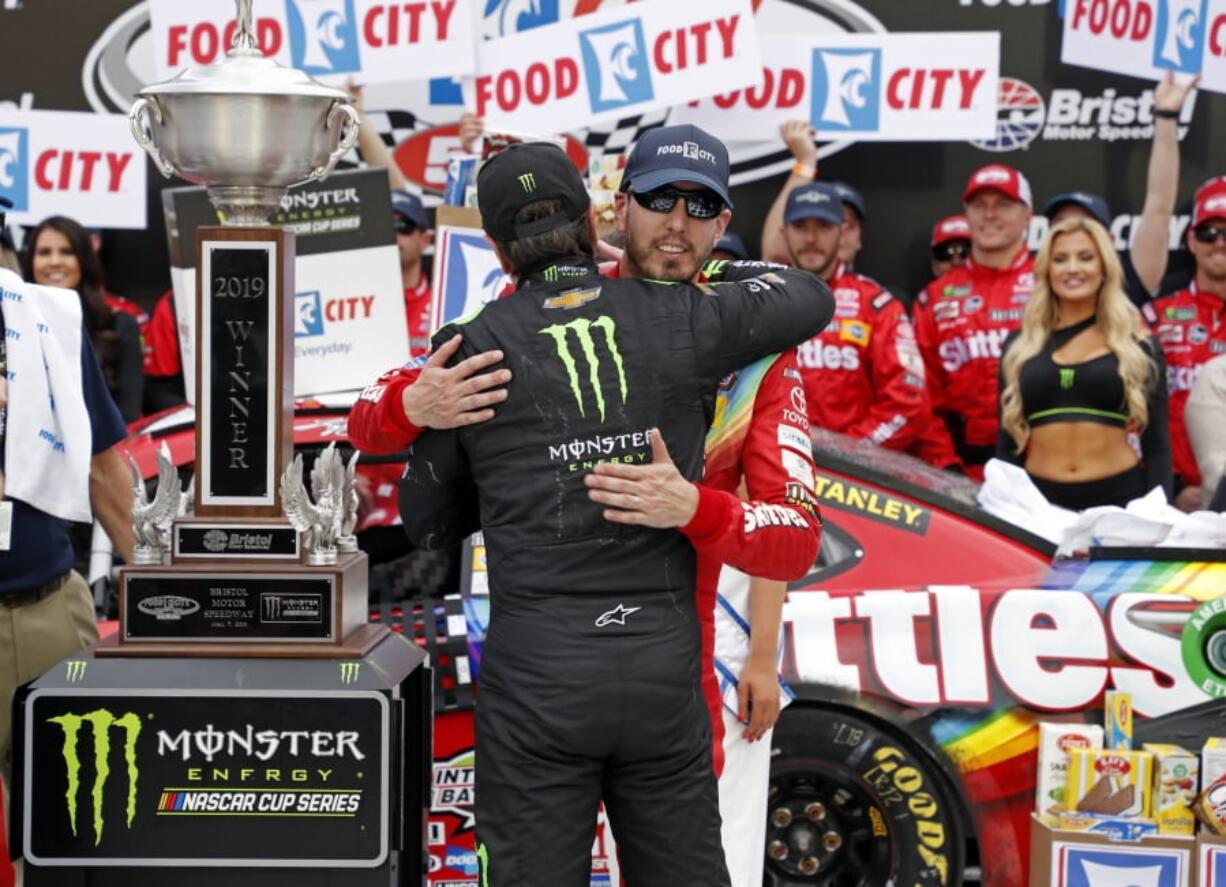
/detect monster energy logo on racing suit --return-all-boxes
[539,316,627,422]
[47,709,142,845]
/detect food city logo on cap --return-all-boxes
[811,48,882,132]
[654,140,717,166]
[0,127,29,211]
[1154,0,1209,74]
[286,0,360,75]
[579,18,654,114]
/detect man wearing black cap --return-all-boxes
[399,141,832,886]
[601,123,823,887]
[390,189,434,357]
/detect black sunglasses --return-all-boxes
[393,217,420,235]
[630,187,724,220]
[932,241,971,262]
[1194,224,1226,245]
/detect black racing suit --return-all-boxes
[400,256,832,887]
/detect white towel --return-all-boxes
[0,268,92,522]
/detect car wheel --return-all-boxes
[766,704,964,887]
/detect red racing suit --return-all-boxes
[1151,282,1226,486]
[913,247,1035,464]
[796,263,927,450]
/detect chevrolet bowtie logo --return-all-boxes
[543,287,601,310]
[594,603,642,627]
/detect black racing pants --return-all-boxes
[473,590,730,887]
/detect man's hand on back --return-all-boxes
[585,429,699,528]
[403,334,511,429]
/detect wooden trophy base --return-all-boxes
[98,551,384,658]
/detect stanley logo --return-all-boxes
[543,287,600,311]
[339,662,361,685]
[65,661,88,683]
[47,709,142,845]
[539,316,627,422]
[517,172,536,193]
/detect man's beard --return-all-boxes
[626,235,712,283]
[791,247,836,278]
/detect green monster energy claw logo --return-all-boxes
[65,661,87,683]
[518,172,536,192]
[543,265,558,282]
[1059,368,1075,390]
[340,662,361,684]
[539,316,628,422]
[48,709,141,845]
[477,841,490,887]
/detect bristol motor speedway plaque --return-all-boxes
[22,689,390,867]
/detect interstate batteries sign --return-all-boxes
[22,689,389,867]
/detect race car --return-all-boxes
[6,398,1225,887]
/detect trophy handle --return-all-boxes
[305,102,361,184]
[129,98,177,179]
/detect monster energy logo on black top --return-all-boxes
[539,316,627,422]
[1059,367,1075,389]
[47,709,142,845]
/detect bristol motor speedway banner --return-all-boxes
[461,0,762,133]
[676,32,1000,141]
[163,168,407,400]
[1062,0,1226,94]
[148,0,477,85]
[0,109,146,229]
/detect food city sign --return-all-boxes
[1061,0,1226,95]
[783,586,1219,719]
[0,110,145,229]
[461,0,762,133]
[676,32,1000,141]
[147,0,477,85]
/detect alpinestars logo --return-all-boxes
[539,316,627,421]
[595,603,641,627]
[48,709,142,845]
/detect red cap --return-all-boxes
[1195,176,1226,206]
[962,164,1033,208]
[931,214,971,247]
[1194,192,1226,227]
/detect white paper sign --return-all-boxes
[147,0,476,85]
[0,110,147,229]
[462,0,762,134]
[430,225,511,334]
[673,32,999,142]
[1061,0,1226,94]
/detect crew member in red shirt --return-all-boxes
[392,190,433,357]
[779,181,927,450]
[913,164,1036,476]
[1152,189,1226,510]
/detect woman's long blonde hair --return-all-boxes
[999,217,1153,453]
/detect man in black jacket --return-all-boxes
[400,141,832,886]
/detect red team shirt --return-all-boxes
[405,276,432,358]
[1151,281,1226,486]
[913,248,1036,458]
[796,263,927,450]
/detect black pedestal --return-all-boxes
[9,633,430,886]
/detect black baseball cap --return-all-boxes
[1043,191,1111,229]
[477,142,590,242]
[784,182,844,227]
[620,124,733,209]
[0,195,10,236]
[713,231,749,260]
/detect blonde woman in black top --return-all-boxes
[997,217,1171,509]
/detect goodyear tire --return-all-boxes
[766,704,964,887]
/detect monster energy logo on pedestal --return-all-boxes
[539,316,628,422]
[47,709,142,845]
